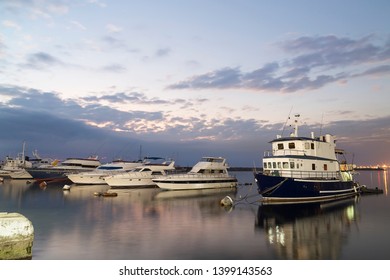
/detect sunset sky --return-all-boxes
[1,0,389,167]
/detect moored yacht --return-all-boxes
[67,159,144,185]
[104,159,175,188]
[0,142,33,179]
[26,156,101,182]
[254,114,360,203]
[153,157,238,191]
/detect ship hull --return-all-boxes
[154,177,238,191]
[254,172,359,203]
[26,167,94,182]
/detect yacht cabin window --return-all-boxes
[273,162,276,168]
[324,164,328,171]
[290,162,295,169]
[277,143,284,150]
[305,142,315,149]
[277,162,281,169]
[312,164,316,170]
[288,142,295,149]
[283,162,288,169]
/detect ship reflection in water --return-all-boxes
[255,197,359,259]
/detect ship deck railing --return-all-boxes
[263,169,344,180]
[264,150,307,157]
[163,171,234,179]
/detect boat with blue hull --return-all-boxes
[26,156,101,182]
[254,114,360,203]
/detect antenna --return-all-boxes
[138,144,143,161]
[281,106,293,136]
[319,113,324,135]
[292,114,300,137]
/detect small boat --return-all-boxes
[254,114,360,204]
[360,185,383,194]
[67,159,144,185]
[153,157,238,191]
[104,158,175,188]
[93,191,118,197]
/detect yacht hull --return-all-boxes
[106,178,157,188]
[154,177,238,191]
[26,168,94,182]
[254,172,359,203]
[67,173,106,185]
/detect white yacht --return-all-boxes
[0,142,33,179]
[104,160,175,188]
[67,160,143,185]
[153,157,238,191]
[26,156,102,182]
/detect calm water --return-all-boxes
[1,170,389,260]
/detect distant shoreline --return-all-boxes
[355,167,385,171]
[174,166,257,172]
[230,167,257,171]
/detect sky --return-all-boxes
[0,0,389,167]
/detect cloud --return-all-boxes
[101,63,127,72]
[155,48,171,57]
[1,84,389,166]
[282,35,388,68]
[81,92,170,105]
[106,23,122,33]
[101,35,137,52]
[87,0,107,8]
[0,35,5,54]
[70,20,87,31]
[0,84,268,163]
[168,35,390,93]
[2,20,21,30]
[168,67,242,89]
[2,0,69,20]
[24,52,64,69]
[353,64,390,77]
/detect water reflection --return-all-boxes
[1,179,244,259]
[356,169,389,195]
[382,169,388,195]
[255,197,360,259]
[4,171,387,259]
[155,188,236,200]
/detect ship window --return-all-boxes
[273,162,276,168]
[268,162,272,168]
[290,162,295,169]
[277,143,284,150]
[263,162,267,169]
[312,164,316,170]
[288,142,295,149]
[277,162,281,169]
[311,143,315,149]
[324,164,328,171]
[283,162,289,169]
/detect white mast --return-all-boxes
[291,114,300,137]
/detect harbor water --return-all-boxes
[0,169,389,260]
